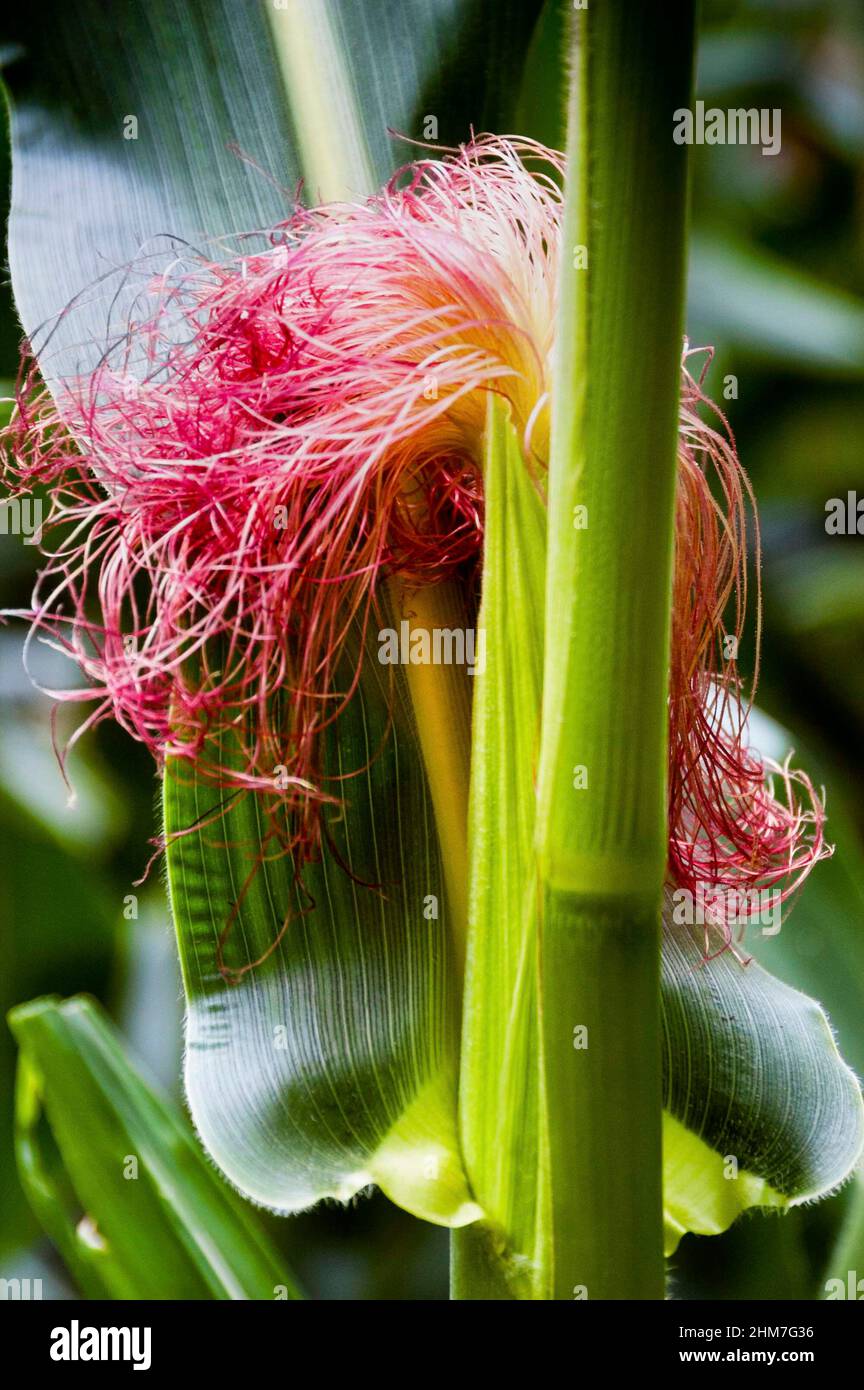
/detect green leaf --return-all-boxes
[456,397,547,1295]
[661,911,864,1256]
[745,706,864,1080]
[661,676,864,1267]
[688,232,864,377]
[164,634,479,1229]
[668,705,864,1297]
[3,0,548,1238]
[823,1170,864,1299]
[459,409,863,1276]
[0,786,117,1257]
[1,0,544,1236]
[7,0,862,1279]
[8,995,300,1299]
[512,0,567,156]
[3,0,544,379]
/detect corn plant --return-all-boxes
[2,0,862,1302]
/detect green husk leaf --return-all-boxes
[164,627,478,1228]
[661,913,864,1255]
[460,407,863,1278]
[745,707,864,1078]
[456,397,547,1295]
[660,707,864,1255]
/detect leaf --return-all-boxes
[460,408,863,1275]
[8,994,300,1299]
[0,787,117,1257]
[2,0,547,1234]
[6,0,861,1271]
[164,628,479,1229]
[3,0,549,1236]
[661,679,864,1267]
[744,706,864,1079]
[457,397,547,1293]
[823,1170,864,1299]
[0,698,129,855]
[512,0,567,156]
[661,911,864,1256]
[668,705,864,1296]
[3,0,544,382]
[768,545,864,636]
[687,232,864,377]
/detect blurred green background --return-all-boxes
[1,0,862,1299]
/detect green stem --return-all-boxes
[533,1,695,1298]
[450,1224,517,1301]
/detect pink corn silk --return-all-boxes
[2,136,827,942]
